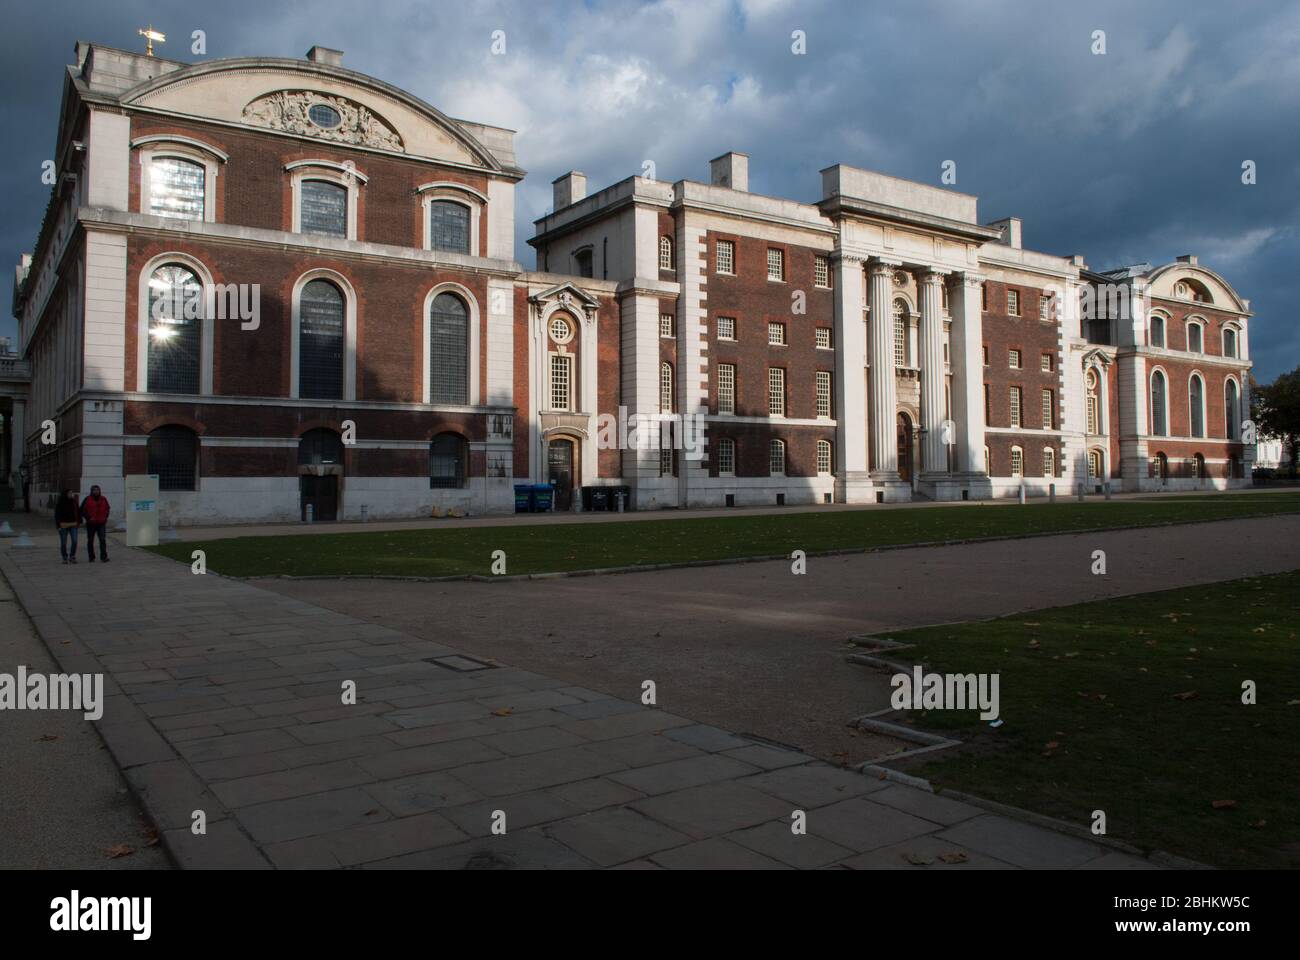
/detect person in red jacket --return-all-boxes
[80,484,111,563]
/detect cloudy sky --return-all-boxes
[2,0,1296,378]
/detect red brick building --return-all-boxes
[10,43,1255,523]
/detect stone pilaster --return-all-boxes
[917,268,948,477]
[832,253,871,502]
[946,271,991,498]
[867,258,901,480]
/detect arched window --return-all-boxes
[1154,451,1168,481]
[148,425,198,491]
[1150,370,1167,436]
[1222,327,1239,358]
[660,362,673,413]
[1043,447,1055,478]
[429,200,470,254]
[1193,453,1206,479]
[769,439,786,476]
[430,433,467,488]
[717,437,735,476]
[816,439,832,475]
[1225,379,1240,441]
[149,157,206,221]
[659,235,674,271]
[1088,448,1103,479]
[147,264,203,395]
[1189,374,1205,438]
[299,279,345,400]
[1010,446,1023,477]
[893,299,908,367]
[298,428,343,466]
[300,180,348,237]
[429,293,469,404]
[1149,315,1165,348]
[1085,368,1100,435]
[1187,321,1204,354]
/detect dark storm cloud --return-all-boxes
[2,0,1296,376]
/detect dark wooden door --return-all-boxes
[547,440,574,511]
[897,414,913,483]
[301,474,338,521]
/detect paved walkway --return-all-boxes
[267,513,1300,766]
[0,531,1154,870]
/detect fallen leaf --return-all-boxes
[1249,819,1267,829]
[104,844,134,859]
[491,708,512,717]
[1044,741,1060,750]
[938,851,969,864]
[1211,799,1237,810]
[1173,691,1198,701]
[904,852,933,865]
[35,734,59,742]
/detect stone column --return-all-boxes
[947,272,988,478]
[867,259,901,477]
[9,397,25,510]
[832,254,870,501]
[917,269,949,475]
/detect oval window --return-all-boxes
[309,103,342,128]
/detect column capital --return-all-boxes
[947,270,986,287]
[868,257,904,276]
[915,267,951,283]
[830,251,870,265]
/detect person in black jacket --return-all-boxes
[54,489,81,564]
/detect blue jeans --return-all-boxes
[85,523,108,560]
[58,526,79,558]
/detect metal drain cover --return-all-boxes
[424,654,497,672]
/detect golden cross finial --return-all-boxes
[138,24,166,57]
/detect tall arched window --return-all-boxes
[298,428,343,466]
[1222,327,1239,358]
[1088,448,1102,479]
[429,200,470,254]
[893,299,907,366]
[660,362,673,413]
[1193,453,1206,479]
[1150,370,1167,436]
[769,439,786,476]
[659,235,674,271]
[1225,379,1240,441]
[1154,451,1168,481]
[147,264,203,395]
[1010,446,1023,477]
[148,425,198,490]
[1189,374,1205,438]
[816,439,832,475]
[429,293,469,404]
[299,279,345,400]
[1149,315,1165,348]
[1043,447,1055,478]
[1085,368,1100,435]
[430,433,467,488]
[1187,321,1204,354]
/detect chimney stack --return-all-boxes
[552,171,587,211]
[989,216,1022,250]
[305,46,344,66]
[1176,254,1198,265]
[709,152,749,192]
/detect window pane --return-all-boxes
[718,364,735,415]
[147,265,202,394]
[298,428,343,466]
[1190,377,1204,437]
[148,426,197,490]
[768,368,785,416]
[300,180,347,237]
[430,293,468,404]
[299,280,344,400]
[717,437,734,475]
[430,200,470,253]
[430,433,466,488]
[150,158,205,221]
[769,439,785,474]
[550,354,571,410]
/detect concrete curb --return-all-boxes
[0,548,273,870]
[157,508,1300,583]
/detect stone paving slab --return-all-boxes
[0,534,1167,870]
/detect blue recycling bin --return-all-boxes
[514,484,533,513]
[531,483,555,512]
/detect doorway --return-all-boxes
[300,474,338,521]
[897,412,914,483]
[547,438,575,511]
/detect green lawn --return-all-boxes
[880,570,1300,868]
[146,492,1300,579]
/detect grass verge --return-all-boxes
[147,492,1300,579]
[880,570,1300,868]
